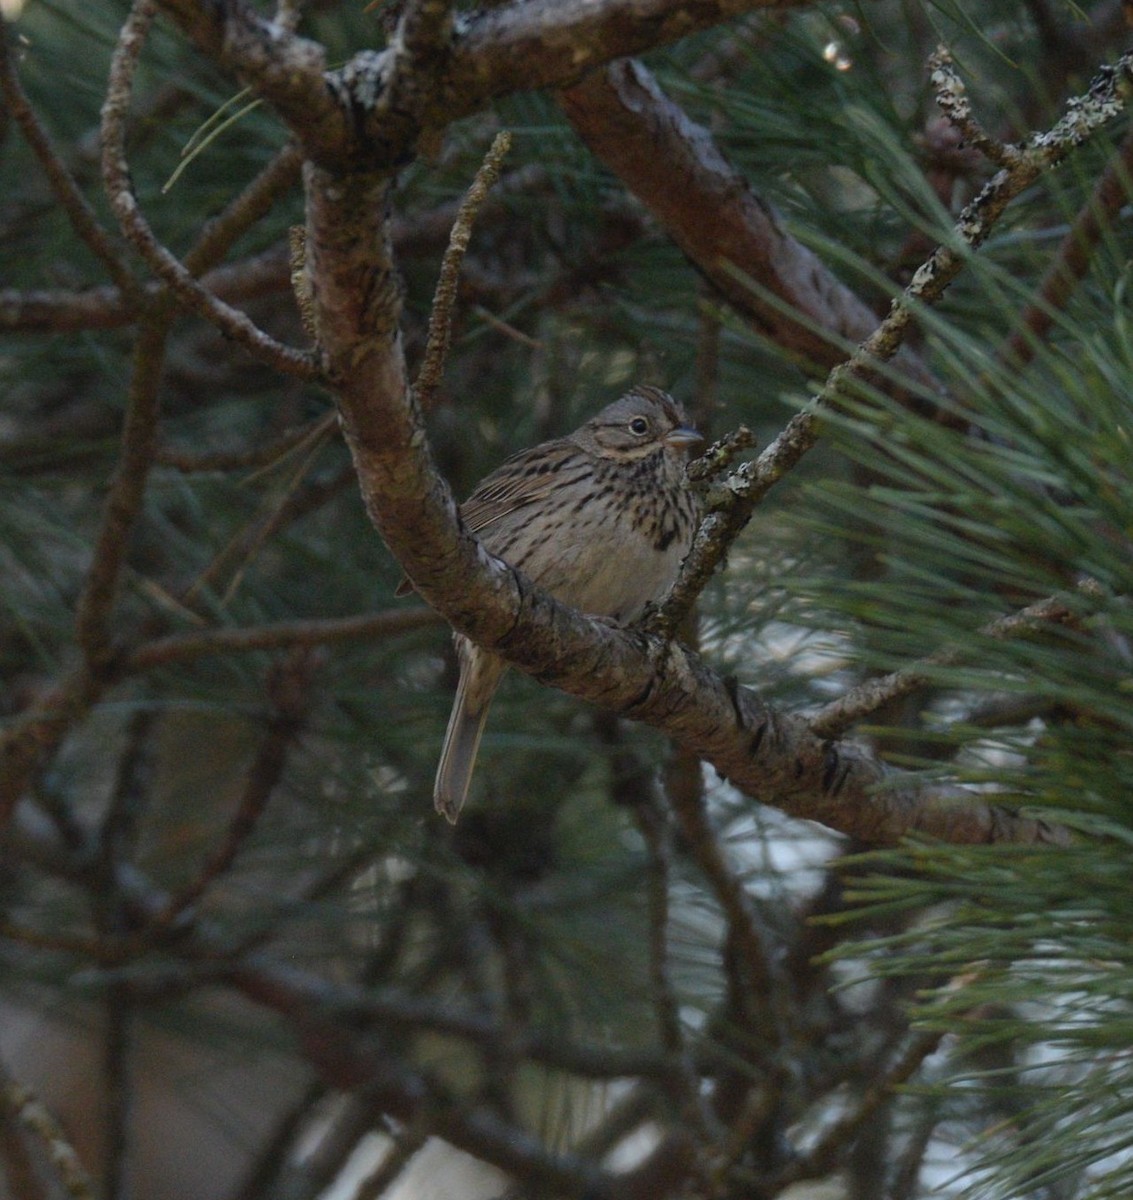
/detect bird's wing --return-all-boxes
[460,440,574,535]
[395,441,575,596]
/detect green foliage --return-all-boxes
[783,143,1133,1200]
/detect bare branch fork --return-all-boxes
[0,2,313,826]
[3,813,676,1200]
[99,0,317,379]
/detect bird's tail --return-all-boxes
[434,650,504,823]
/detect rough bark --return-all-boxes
[560,60,942,390]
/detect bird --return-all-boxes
[409,385,703,822]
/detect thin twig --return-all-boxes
[0,20,140,306]
[637,800,684,1058]
[635,798,718,1150]
[927,50,1020,168]
[0,919,119,959]
[123,607,440,672]
[144,653,312,935]
[771,1031,944,1189]
[74,312,172,666]
[997,125,1133,371]
[667,779,787,1039]
[72,1,174,665]
[101,995,133,1200]
[183,140,303,277]
[808,594,1084,739]
[95,711,155,1200]
[708,1081,779,1191]
[1,173,552,335]
[662,294,724,835]
[889,1091,943,1200]
[99,707,156,876]
[646,44,1133,637]
[225,955,675,1084]
[99,1,318,379]
[0,245,290,334]
[684,426,758,486]
[182,457,352,611]
[156,411,337,473]
[415,130,513,407]
[1,1066,97,1200]
[0,668,104,831]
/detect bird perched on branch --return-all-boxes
[403,385,703,822]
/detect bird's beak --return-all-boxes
[665,426,704,451]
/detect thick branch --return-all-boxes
[153,0,806,170]
[292,84,1080,850]
[327,316,1067,844]
[646,46,1133,634]
[559,59,940,390]
[445,0,802,108]
[132,10,1110,847]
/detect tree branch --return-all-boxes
[808,594,1085,739]
[122,608,440,671]
[127,13,1104,879]
[183,140,303,277]
[4,813,670,1199]
[0,19,140,306]
[152,0,341,160]
[145,653,311,934]
[0,247,290,333]
[646,45,1133,634]
[416,130,512,406]
[152,0,809,172]
[447,0,812,113]
[0,170,543,336]
[283,47,1086,849]
[102,2,317,379]
[73,313,171,667]
[0,669,104,833]
[1,1065,97,1200]
[997,124,1133,371]
[559,59,941,390]
[770,1031,945,1191]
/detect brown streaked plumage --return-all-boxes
[414,386,702,822]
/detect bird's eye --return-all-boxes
[629,417,649,435]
